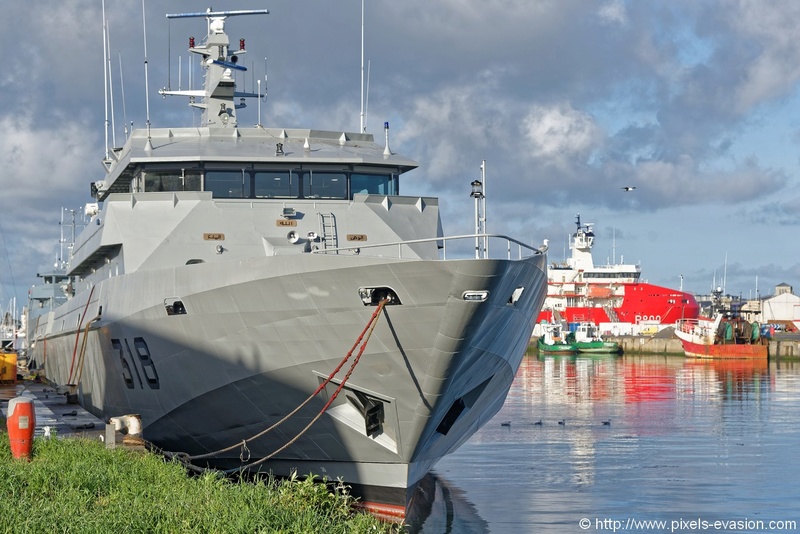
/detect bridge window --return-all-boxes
[199,168,399,200]
[350,173,397,196]
[206,170,249,198]
[143,171,201,192]
[304,172,347,199]
[254,171,298,198]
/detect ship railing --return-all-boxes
[676,318,713,337]
[311,233,543,260]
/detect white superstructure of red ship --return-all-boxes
[536,215,699,326]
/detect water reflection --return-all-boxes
[524,353,773,407]
[406,473,490,534]
[680,358,770,401]
[419,353,800,533]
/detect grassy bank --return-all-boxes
[0,433,401,533]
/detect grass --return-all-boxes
[0,433,403,533]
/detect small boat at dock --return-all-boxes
[536,323,576,354]
[674,314,768,359]
[572,322,620,354]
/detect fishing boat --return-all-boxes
[674,314,768,359]
[536,323,576,354]
[572,322,620,354]
[25,7,548,521]
[537,214,699,326]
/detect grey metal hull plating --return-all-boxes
[32,252,546,509]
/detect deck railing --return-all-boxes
[676,318,716,339]
[311,233,543,261]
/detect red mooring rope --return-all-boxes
[160,299,389,472]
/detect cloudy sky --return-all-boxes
[2,0,800,312]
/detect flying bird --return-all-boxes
[621,186,636,192]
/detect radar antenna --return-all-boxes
[159,9,270,128]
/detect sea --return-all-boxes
[408,350,800,533]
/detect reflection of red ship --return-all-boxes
[683,357,771,400]
[622,357,678,403]
[684,357,769,377]
[537,215,699,325]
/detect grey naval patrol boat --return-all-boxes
[27,7,547,521]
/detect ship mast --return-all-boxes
[159,9,270,127]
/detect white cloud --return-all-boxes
[392,76,510,185]
[0,117,96,205]
[598,0,628,26]
[522,104,604,169]
[723,0,800,112]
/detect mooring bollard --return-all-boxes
[105,423,117,449]
[7,397,36,460]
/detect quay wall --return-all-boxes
[607,335,683,355]
[605,335,800,358]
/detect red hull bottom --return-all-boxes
[679,339,768,359]
[355,472,444,524]
[354,501,407,523]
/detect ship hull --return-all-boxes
[676,338,767,359]
[536,340,576,354]
[574,341,620,354]
[538,282,700,325]
[30,253,546,519]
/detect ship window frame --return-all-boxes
[350,172,397,196]
[205,168,251,198]
[303,170,347,200]
[189,163,403,200]
[142,167,202,193]
[253,170,299,199]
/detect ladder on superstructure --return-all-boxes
[318,213,338,252]
[603,304,619,322]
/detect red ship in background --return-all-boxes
[536,215,699,326]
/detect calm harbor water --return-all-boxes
[409,351,800,533]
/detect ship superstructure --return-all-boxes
[537,214,698,326]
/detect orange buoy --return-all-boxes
[7,397,36,460]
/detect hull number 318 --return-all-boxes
[111,337,160,389]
